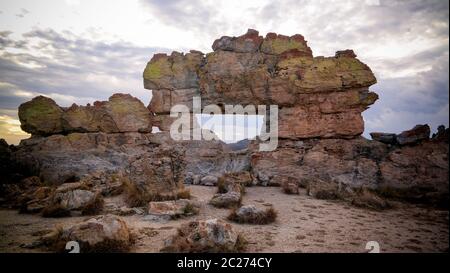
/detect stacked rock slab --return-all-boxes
[144,29,378,138]
[19,93,153,135]
[15,94,187,202]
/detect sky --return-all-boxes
[0,0,448,144]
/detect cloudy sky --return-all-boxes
[0,0,448,144]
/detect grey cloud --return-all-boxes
[15,8,30,18]
[140,0,212,31]
[0,28,170,117]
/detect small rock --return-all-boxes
[200,175,218,186]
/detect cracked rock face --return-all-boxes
[144,29,377,139]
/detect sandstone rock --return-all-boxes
[396,124,430,145]
[278,108,365,139]
[260,32,312,56]
[48,215,132,252]
[212,29,263,53]
[147,199,198,220]
[370,132,397,145]
[209,191,241,208]
[49,189,102,213]
[182,139,251,181]
[143,51,204,90]
[221,171,253,187]
[306,178,341,200]
[125,147,186,206]
[378,139,449,206]
[200,175,218,186]
[335,49,357,58]
[161,219,245,252]
[228,205,277,224]
[19,94,152,136]
[19,96,64,135]
[144,30,378,139]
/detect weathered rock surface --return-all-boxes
[396,124,430,145]
[43,183,104,216]
[144,29,377,139]
[44,214,132,252]
[4,30,448,213]
[147,199,198,220]
[252,131,448,207]
[18,96,64,136]
[19,93,152,136]
[161,218,245,252]
[228,204,277,224]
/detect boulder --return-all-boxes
[161,219,246,252]
[147,199,199,220]
[45,215,132,252]
[143,51,204,90]
[396,124,430,145]
[209,191,242,208]
[228,205,277,224]
[18,93,152,136]
[18,96,64,135]
[46,189,103,215]
[124,147,186,206]
[200,175,218,186]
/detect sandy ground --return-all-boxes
[0,185,448,253]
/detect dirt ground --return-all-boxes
[0,185,448,253]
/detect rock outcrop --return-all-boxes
[3,29,448,212]
[144,29,378,139]
[19,93,152,136]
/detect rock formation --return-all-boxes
[144,29,378,139]
[19,93,152,135]
[2,29,448,213]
